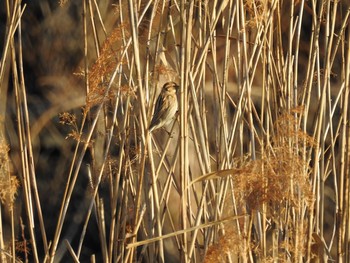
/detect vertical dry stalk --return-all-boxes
[1,0,350,262]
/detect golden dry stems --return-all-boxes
[85,1,178,111]
[204,111,315,261]
[274,109,317,151]
[1,0,349,261]
[231,111,314,211]
[230,149,313,211]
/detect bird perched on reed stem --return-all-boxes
[149,81,179,132]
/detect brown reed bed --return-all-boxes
[0,0,349,262]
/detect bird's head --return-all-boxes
[163,81,179,94]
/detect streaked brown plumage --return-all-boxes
[149,82,179,132]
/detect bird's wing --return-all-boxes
[150,93,168,127]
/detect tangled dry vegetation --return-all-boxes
[0,0,350,262]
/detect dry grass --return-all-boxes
[0,0,350,262]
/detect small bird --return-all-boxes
[149,81,179,132]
